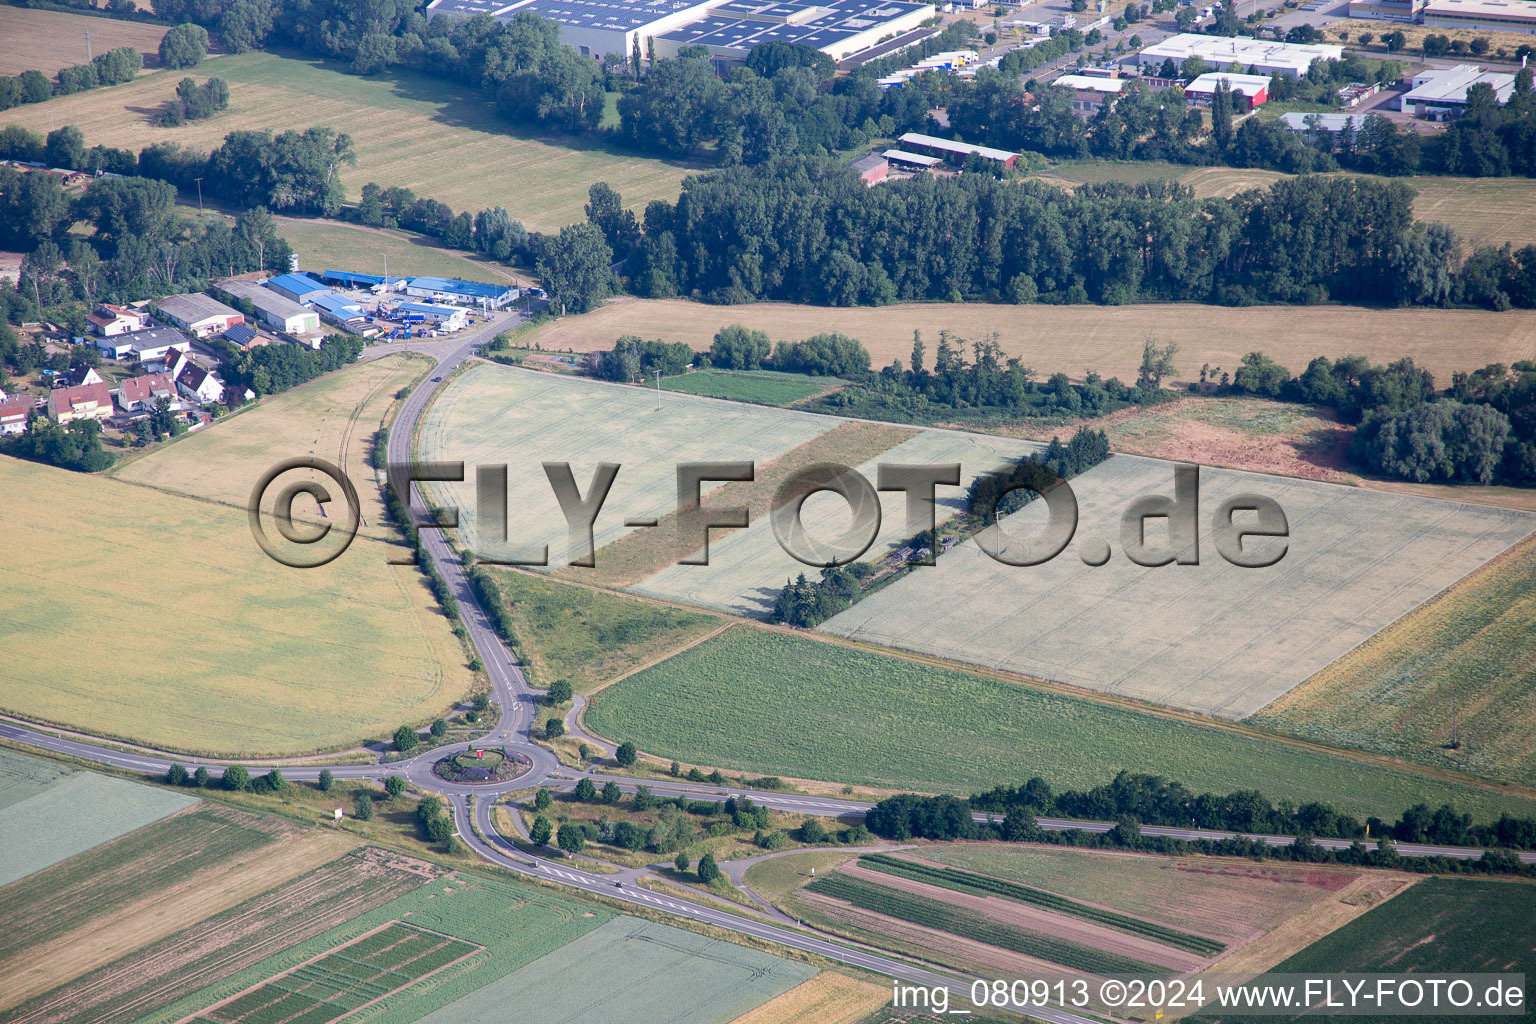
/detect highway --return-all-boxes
[3,313,1532,1024]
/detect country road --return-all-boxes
[3,315,1531,1024]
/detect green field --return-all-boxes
[1202,878,1536,1024]
[1255,533,1536,787]
[481,569,722,692]
[1,49,697,231]
[0,804,288,969]
[804,872,1165,976]
[410,918,817,1024]
[277,217,524,285]
[661,369,841,406]
[0,748,70,812]
[0,763,198,888]
[584,627,1536,822]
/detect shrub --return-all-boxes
[353,792,375,820]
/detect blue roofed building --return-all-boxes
[264,273,331,305]
[319,270,408,292]
[307,291,371,332]
[395,301,471,330]
[404,276,517,310]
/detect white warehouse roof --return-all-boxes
[1402,64,1516,107]
[1135,33,1342,76]
[1185,72,1272,97]
[1054,74,1133,92]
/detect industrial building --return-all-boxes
[1130,34,1344,78]
[155,292,244,338]
[1184,72,1271,108]
[1054,73,1133,113]
[308,291,371,333]
[426,0,932,66]
[897,132,1020,168]
[851,154,890,183]
[264,273,332,305]
[403,276,517,309]
[1400,63,1516,116]
[1421,0,1536,31]
[1279,111,1368,136]
[319,270,408,292]
[218,280,323,336]
[883,148,943,169]
[395,302,470,330]
[1345,0,1422,20]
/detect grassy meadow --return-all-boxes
[525,298,1536,385]
[1254,532,1536,787]
[583,627,1536,822]
[0,49,697,230]
[481,569,723,692]
[0,457,475,756]
[660,368,841,406]
[277,216,525,285]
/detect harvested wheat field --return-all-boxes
[0,458,474,756]
[113,353,429,541]
[526,298,1536,385]
[1,50,696,230]
[0,7,172,76]
[727,972,890,1024]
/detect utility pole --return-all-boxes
[194,177,204,216]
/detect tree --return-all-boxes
[429,718,447,738]
[166,764,190,786]
[544,717,566,739]
[223,764,250,791]
[1231,351,1291,397]
[1383,30,1407,52]
[318,768,334,792]
[537,222,612,316]
[193,766,210,788]
[1137,338,1179,389]
[425,813,454,843]
[585,182,640,262]
[674,851,690,873]
[353,792,375,820]
[530,814,553,845]
[160,23,209,69]
[393,724,419,751]
[44,126,86,171]
[535,787,553,810]
[709,324,771,369]
[615,741,637,767]
[798,817,827,843]
[696,852,720,883]
[574,777,597,802]
[602,780,622,804]
[254,768,285,793]
[547,679,573,705]
[385,775,407,798]
[557,822,586,853]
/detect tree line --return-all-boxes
[1222,352,1536,486]
[0,46,141,113]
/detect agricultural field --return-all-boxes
[0,747,70,812]
[583,626,1536,822]
[799,869,1168,976]
[523,297,1536,386]
[276,217,524,287]
[908,844,1410,974]
[0,7,172,76]
[821,453,1535,719]
[0,458,474,757]
[0,753,198,889]
[726,972,890,1024]
[0,803,355,1013]
[1254,532,1536,787]
[632,428,1044,617]
[1,49,696,230]
[478,568,722,692]
[661,369,843,406]
[408,918,817,1024]
[3,848,439,1024]
[417,364,838,564]
[1203,877,1536,1024]
[114,353,429,541]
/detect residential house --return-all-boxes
[46,380,114,423]
[0,394,34,434]
[86,302,150,338]
[116,372,180,413]
[122,326,194,364]
[177,363,224,405]
[61,365,105,387]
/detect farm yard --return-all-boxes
[477,568,722,692]
[0,7,172,76]
[522,298,1536,387]
[1255,532,1536,787]
[0,49,696,231]
[417,364,839,564]
[1206,877,1536,1024]
[408,918,817,1024]
[0,803,355,1014]
[0,752,198,889]
[631,428,1044,618]
[0,458,475,757]
[582,627,1536,822]
[2,848,439,1024]
[660,369,842,406]
[821,454,1535,719]
[113,353,430,542]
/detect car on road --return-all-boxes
[431,376,442,382]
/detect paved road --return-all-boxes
[5,321,1533,1022]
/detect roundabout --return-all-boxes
[432,746,532,785]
